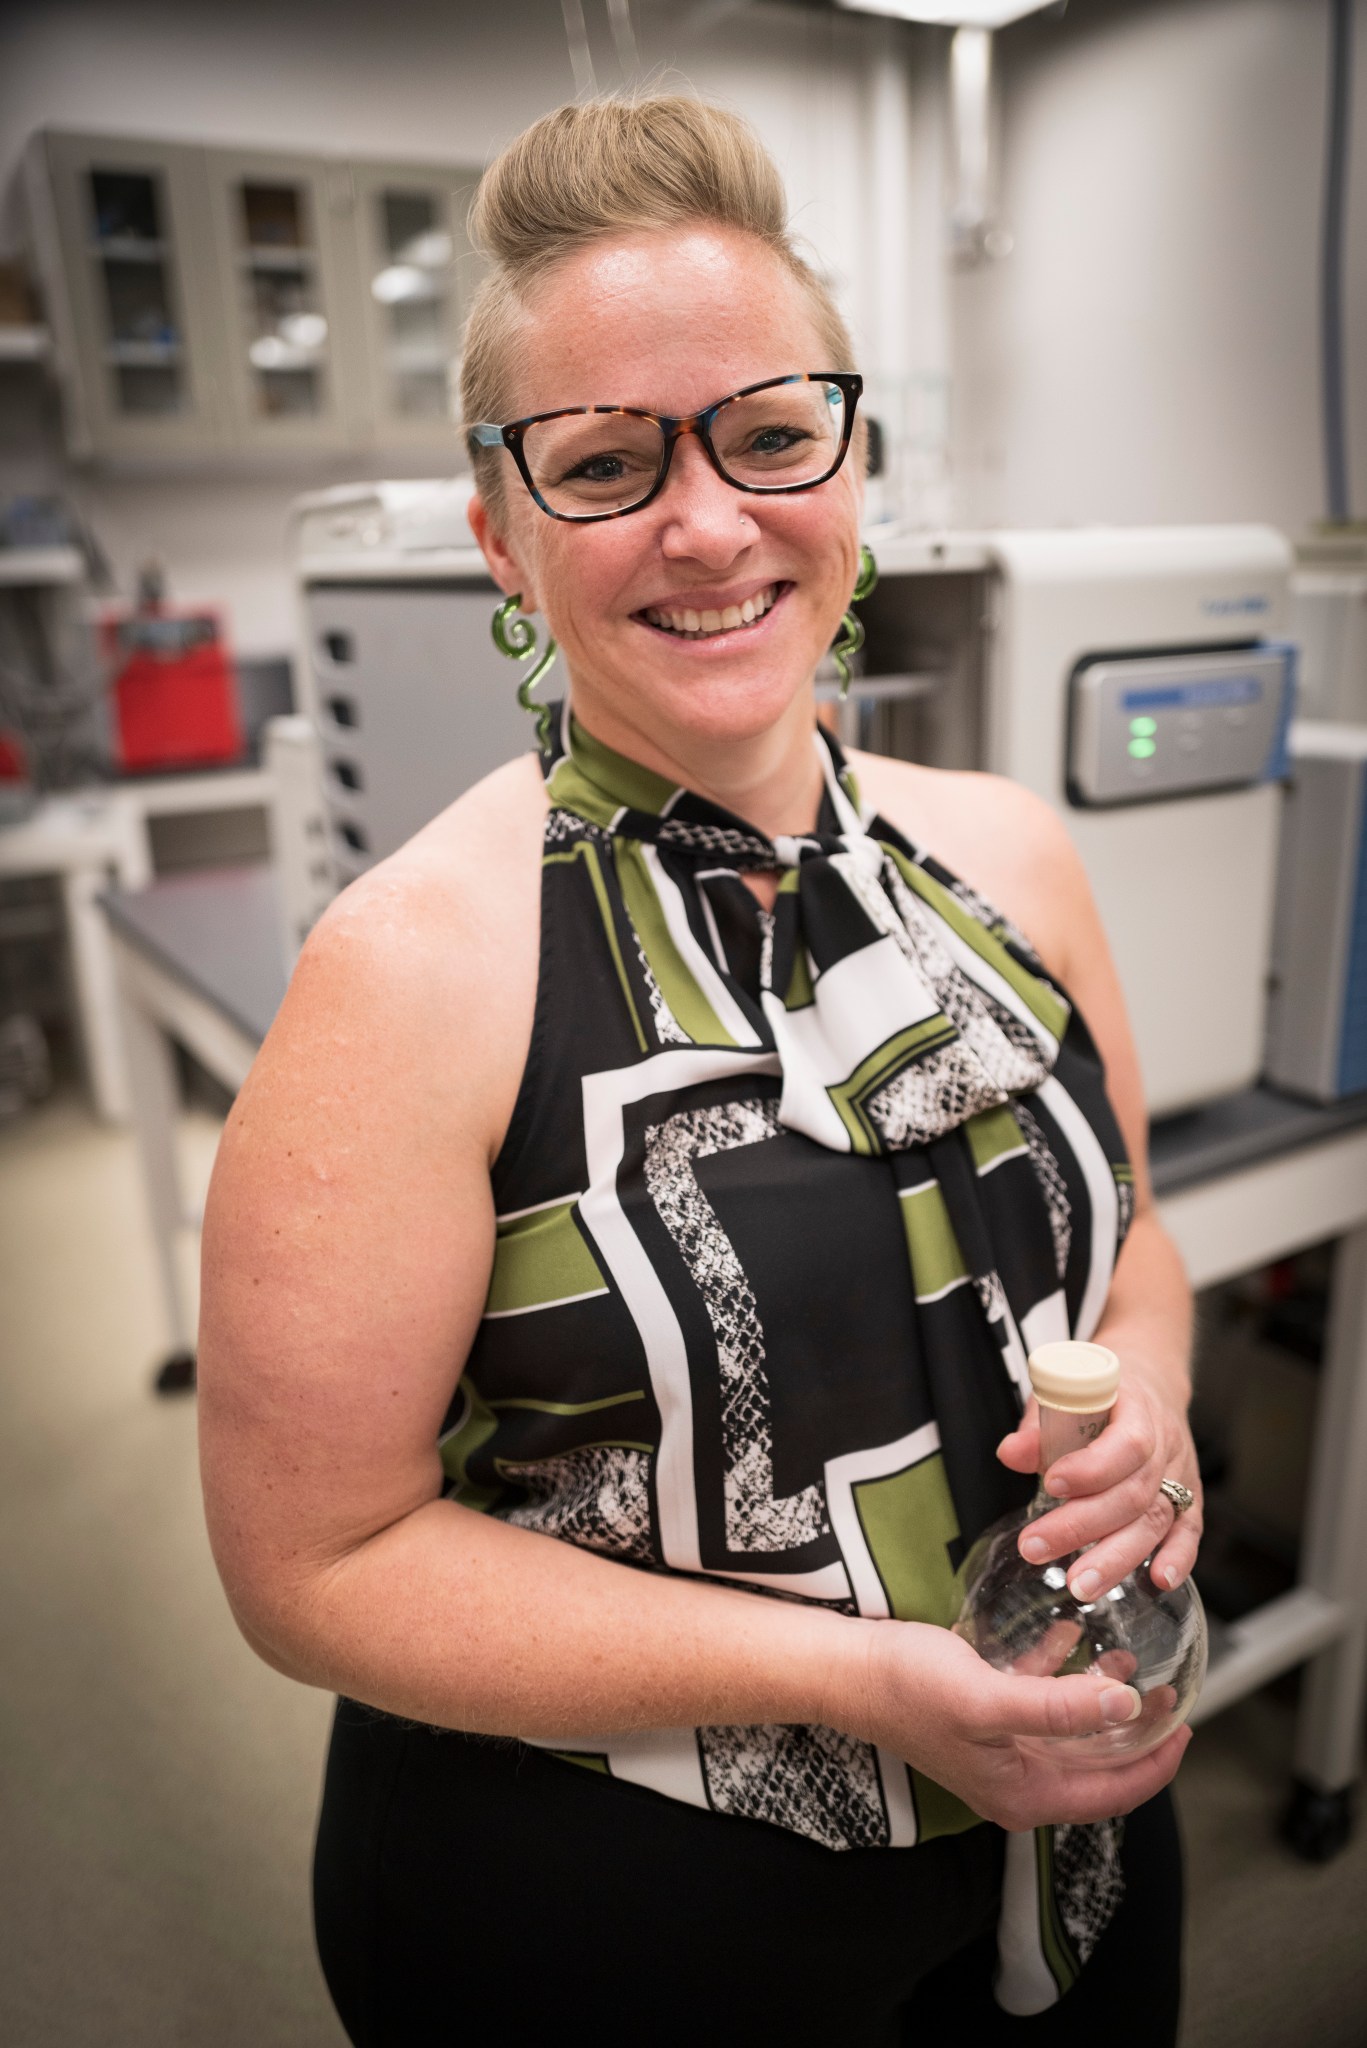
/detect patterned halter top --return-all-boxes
[438,703,1136,2009]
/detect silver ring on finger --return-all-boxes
[1158,1476,1194,1515]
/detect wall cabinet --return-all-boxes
[23,130,481,466]
[350,160,480,451]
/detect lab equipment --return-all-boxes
[851,526,1295,1114]
[1265,721,1367,1102]
[262,713,334,967]
[293,480,531,886]
[1291,533,1367,724]
[954,1339,1208,1766]
[975,527,1293,1116]
[100,578,242,774]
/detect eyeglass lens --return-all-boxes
[520,378,849,518]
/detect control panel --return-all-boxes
[1067,646,1293,807]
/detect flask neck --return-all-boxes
[1027,1399,1113,1515]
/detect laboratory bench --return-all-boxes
[103,862,1367,1860]
[0,768,273,1121]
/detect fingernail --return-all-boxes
[1071,1569,1101,1600]
[1020,1536,1048,1563]
[1102,1685,1143,1724]
[1045,1479,1069,1500]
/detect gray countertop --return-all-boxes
[103,864,287,1048]
[104,863,1367,1193]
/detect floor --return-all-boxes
[2,1086,1366,2046]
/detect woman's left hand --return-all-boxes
[995,1364,1203,1602]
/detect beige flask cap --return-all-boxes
[1027,1340,1120,1413]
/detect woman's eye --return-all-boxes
[565,454,628,484]
[748,425,810,455]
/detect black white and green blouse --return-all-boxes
[439,703,1136,2011]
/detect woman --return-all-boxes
[199,97,1200,2045]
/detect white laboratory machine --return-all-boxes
[1265,722,1367,1102]
[983,528,1293,1116]
[855,526,1294,1117]
[291,478,527,894]
[1290,531,1367,724]
[292,495,1294,1117]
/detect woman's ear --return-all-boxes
[468,490,540,614]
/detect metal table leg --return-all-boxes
[1285,1223,1367,1858]
[114,941,197,1391]
[61,863,133,1123]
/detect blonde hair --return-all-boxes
[459,95,856,508]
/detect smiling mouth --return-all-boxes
[636,582,787,639]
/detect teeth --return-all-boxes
[648,585,778,637]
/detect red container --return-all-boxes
[101,606,243,774]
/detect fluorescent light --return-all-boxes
[249,335,316,371]
[835,0,1057,25]
[371,263,440,306]
[397,229,453,270]
[279,313,328,350]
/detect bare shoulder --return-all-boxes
[847,747,1086,979]
[237,749,547,1168]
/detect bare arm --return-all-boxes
[197,766,1187,1828]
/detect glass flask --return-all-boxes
[953,1340,1207,1767]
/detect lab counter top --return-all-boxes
[1149,1079,1367,1194]
[103,864,286,1050]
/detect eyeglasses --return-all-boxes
[468,371,863,523]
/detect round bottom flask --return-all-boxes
[953,1341,1207,1767]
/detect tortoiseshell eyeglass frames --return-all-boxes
[468,371,863,524]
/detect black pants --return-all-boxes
[314,1699,1182,2046]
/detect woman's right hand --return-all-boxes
[839,1618,1191,1833]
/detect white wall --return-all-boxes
[952,0,1367,536]
[0,0,946,655]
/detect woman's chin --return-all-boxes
[576,643,820,754]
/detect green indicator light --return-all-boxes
[1128,737,1157,759]
[1129,715,1158,737]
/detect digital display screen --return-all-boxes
[1120,675,1262,712]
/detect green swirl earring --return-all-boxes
[830,543,879,701]
[492,593,558,747]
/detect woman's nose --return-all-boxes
[657,434,755,564]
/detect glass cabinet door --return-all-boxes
[40,131,226,458]
[88,166,183,418]
[205,149,363,451]
[350,163,480,452]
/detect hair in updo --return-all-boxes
[459,94,856,510]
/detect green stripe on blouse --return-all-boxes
[965,1102,1027,1173]
[899,1180,972,1299]
[486,1199,608,1317]
[544,840,649,1053]
[614,838,741,1047]
[546,717,679,821]
[828,1016,960,1154]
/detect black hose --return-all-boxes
[1320,0,1355,524]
